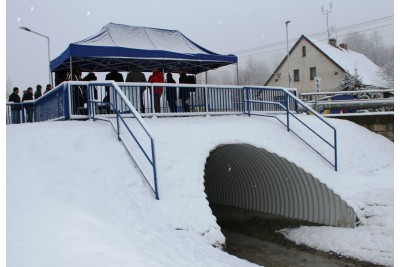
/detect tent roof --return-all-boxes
[50,23,237,74]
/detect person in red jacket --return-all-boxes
[148,68,164,113]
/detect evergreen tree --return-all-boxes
[337,70,379,99]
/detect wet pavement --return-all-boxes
[211,204,384,267]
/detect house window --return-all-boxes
[302,46,306,57]
[310,67,316,80]
[293,69,300,81]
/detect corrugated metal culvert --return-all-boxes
[204,144,356,228]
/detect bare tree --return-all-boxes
[239,57,271,86]
[341,31,390,66]
[378,59,394,88]
[6,75,13,99]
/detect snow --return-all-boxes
[6,115,394,266]
[77,23,214,55]
[308,37,388,88]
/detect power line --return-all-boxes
[235,15,393,56]
[237,23,393,59]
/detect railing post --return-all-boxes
[334,129,338,171]
[246,88,251,116]
[286,91,290,132]
[88,84,94,121]
[205,85,209,113]
[21,103,25,123]
[151,85,155,114]
[151,138,159,200]
[114,88,121,140]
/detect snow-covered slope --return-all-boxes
[6,115,394,266]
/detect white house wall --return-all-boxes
[267,39,345,95]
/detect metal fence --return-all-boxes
[7,82,299,123]
[6,83,70,124]
[87,81,159,200]
[244,86,338,171]
[300,89,394,114]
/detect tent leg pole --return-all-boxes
[236,62,239,85]
[69,57,73,81]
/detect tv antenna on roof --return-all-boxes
[322,2,333,39]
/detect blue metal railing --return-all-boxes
[244,86,338,171]
[86,81,159,200]
[6,83,69,124]
[6,82,337,196]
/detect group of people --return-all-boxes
[8,66,197,124]
[8,84,52,124]
[106,66,196,113]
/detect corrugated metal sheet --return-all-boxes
[204,144,356,227]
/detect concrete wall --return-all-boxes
[333,114,394,141]
[267,39,345,95]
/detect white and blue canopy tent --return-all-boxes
[50,23,238,77]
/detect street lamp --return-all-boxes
[19,26,53,87]
[285,21,291,88]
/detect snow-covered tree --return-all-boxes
[378,60,394,88]
[337,70,379,99]
[337,71,363,91]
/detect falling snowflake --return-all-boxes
[219,20,222,25]
[17,17,20,22]
[86,11,91,16]
[30,6,34,12]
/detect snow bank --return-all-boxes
[7,114,394,266]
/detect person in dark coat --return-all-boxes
[44,84,52,94]
[178,69,191,112]
[8,87,21,124]
[165,73,177,113]
[126,65,147,113]
[105,69,124,82]
[82,72,98,100]
[22,87,34,122]
[34,84,42,99]
[104,69,124,113]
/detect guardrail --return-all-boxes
[6,83,70,124]
[86,81,159,200]
[244,86,338,171]
[300,89,394,114]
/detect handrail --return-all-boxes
[244,86,338,171]
[87,81,159,200]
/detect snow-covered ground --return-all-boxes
[6,115,394,266]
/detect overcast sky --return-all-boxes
[6,0,394,92]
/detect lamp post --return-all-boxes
[285,21,291,88]
[19,26,53,87]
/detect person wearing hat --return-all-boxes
[8,87,21,124]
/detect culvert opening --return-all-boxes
[203,144,367,266]
[204,144,356,228]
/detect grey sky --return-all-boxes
[6,0,394,92]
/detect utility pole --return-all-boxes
[285,21,291,88]
[321,2,333,39]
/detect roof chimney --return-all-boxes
[328,38,337,47]
[339,43,348,50]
